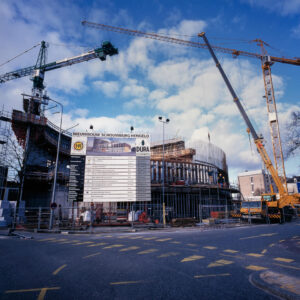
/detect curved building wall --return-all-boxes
[187,140,228,172]
[150,160,220,186]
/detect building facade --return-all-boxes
[238,169,278,200]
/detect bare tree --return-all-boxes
[1,128,24,183]
[285,111,300,158]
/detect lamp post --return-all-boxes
[158,116,170,226]
[48,96,63,230]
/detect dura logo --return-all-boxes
[136,140,149,152]
[73,141,84,151]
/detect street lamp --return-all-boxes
[158,116,170,226]
[47,96,63,230]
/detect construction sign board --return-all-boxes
[68,133,151,202]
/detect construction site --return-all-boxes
[0,21,299,229]
[0,103,237,227]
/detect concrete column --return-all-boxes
[200,165,202,183]
[151,161,155,181]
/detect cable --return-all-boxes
[0,43,41,68]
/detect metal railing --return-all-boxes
[4,202,247,231]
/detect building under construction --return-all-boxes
[0,100,240,224]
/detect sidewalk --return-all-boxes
[250,270,300,300]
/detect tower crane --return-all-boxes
[0,40,118,114]
[81,20,300,193]
[0,40,118,206]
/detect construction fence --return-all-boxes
[5,203,299,231]
[3,192,243,230]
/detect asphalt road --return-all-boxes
[1,221,300,300]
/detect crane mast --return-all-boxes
[255,39,287,190]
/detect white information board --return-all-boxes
[69,133,151,203]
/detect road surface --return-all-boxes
[1,221,300,299]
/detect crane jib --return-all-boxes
[81,21,300,66]
[0,41,118,84]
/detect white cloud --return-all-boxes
[123,98,146,110]
[242,0,300,16]
[190,127,210,142]
[212,103,239,117]
[207,119,261,169]
[149,89,168,101]
[73,108,89,118]
[292,23,300,38]
[91,52,130,80]
[160,20,207,38]
[47,111,153,137]
[121,81,149,98]
[148,59,201,89]
[0,79,30,112]
[126,38,154,71]
[46,65,87,94]
[155,61,228,112]
[93,80,120,97]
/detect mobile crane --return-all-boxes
[198,32,300,222]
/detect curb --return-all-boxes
[249,272,300,300]
[9,222,264,235]
[8,220,291,235]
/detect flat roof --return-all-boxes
[238,169,264,177]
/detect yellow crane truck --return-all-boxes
[199,32,300,223]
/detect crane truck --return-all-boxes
[198,32,300,223]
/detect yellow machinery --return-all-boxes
[240,201,267,220]
[198,32,300,223]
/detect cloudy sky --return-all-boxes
[0,0,299,182]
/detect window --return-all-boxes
[250,176,253,183]
[242,201,260,208]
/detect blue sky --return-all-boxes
[0,0,299,182]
